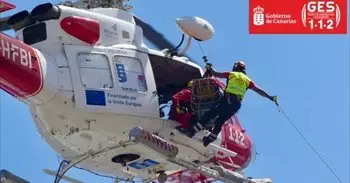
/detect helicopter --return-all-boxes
[0,0,273,182]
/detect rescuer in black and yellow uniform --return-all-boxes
[186,61,278,147]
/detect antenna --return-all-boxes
[59,0,133,11]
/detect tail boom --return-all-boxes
[0,32,43,99]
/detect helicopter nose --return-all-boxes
[0,32,43,99]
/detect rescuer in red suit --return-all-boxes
[168,81,194,128]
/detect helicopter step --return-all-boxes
[129,126,238,163]
[129,126,179,159]
[169,127,238,159]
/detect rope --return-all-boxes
[197,41,207,60]
[277,105,343,183]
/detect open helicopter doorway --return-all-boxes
[148,53,202,103]
[147,53,203,118]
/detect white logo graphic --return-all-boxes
[253,5,264,26]
[301,1,341,30]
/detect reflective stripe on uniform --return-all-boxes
[196,123,203,129]
[194,123,204,132]
[226,85,246,93]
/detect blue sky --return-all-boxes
[1,0,349,183]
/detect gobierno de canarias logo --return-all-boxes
[252,5,297,26]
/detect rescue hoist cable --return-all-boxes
[197,41,206,57]
[197,41,213,79]
[197,41,209,65]
[276,105,343,183]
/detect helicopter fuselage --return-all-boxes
[0,3,255,181]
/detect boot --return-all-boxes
[185,126,196,138]
[202,133,217,147]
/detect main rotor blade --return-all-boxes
[133,15,176,50]
[0,16,11,32]
[133,15,200,65]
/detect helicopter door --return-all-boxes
[64,45,159,118]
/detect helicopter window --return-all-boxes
[77,53,114,89]
[113,56,147,93]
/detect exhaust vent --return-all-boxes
[31,3,61,22]
[8,10,36,31]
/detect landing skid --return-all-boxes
[129,127,273,183]
[169,158,272,183]
[43,169,83,183]
[45,140,135,183]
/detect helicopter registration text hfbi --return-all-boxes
[0,38,34,69]
[249,0,347,34]
[0,33,42,99]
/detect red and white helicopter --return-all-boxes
[0,0,273,182]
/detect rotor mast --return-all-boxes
[59,0,133,11]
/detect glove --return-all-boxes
[204,64,213,78]
[205,63,213,70]
[176,106,186,114]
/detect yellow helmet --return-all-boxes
[187,80,193,88]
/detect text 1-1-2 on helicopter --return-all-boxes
[0,0,273,182]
